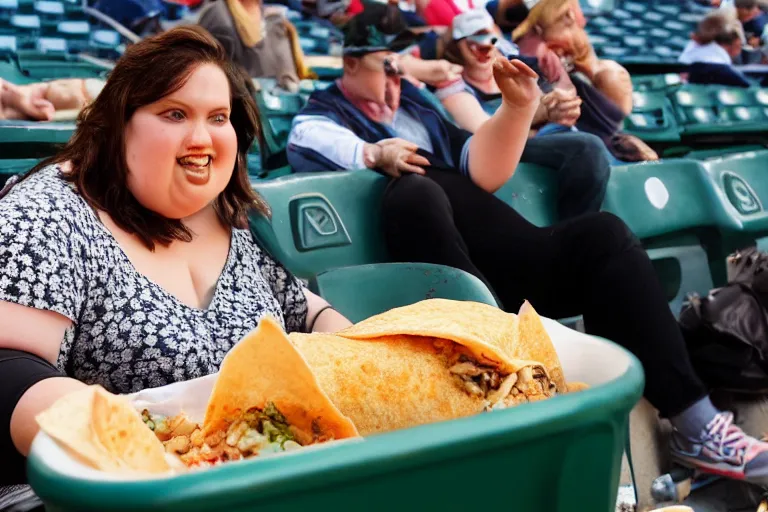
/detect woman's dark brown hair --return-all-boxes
[25,25,268,250]
[441,22,465,66]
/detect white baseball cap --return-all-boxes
[452,9,497,42]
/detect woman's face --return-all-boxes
[538,1,587,58]
[124,63,238,220]
[458,32,496,71]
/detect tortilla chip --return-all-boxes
[91,387,170,474]
[516,301,567,393]
[337,299,523,372]
[36,386,124,472]
[203,316,359,440]
[566,382,590,393]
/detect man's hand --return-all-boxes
[423,60,463,87]
[364,138,430,178]
[541,88,581,127]
[493,58,541,110]
[400,56,463,87]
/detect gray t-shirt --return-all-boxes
[198,1,299,85]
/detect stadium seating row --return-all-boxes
[586,0,707,64]
[626,84,768,145]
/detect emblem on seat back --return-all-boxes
[722,171,762,215]
[290,196,352,251]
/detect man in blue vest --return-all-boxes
[285,8,768,484]
[286,5,610,220]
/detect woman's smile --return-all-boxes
[177,154,213,185]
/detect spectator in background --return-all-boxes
[199,0,314,91]
[680,10,753,87]
[431,10,623,184]
[434,10,656,163]
[93,0,165,36]
[513,0,633,117]
[680,10,743,65]
[736,0,768,47]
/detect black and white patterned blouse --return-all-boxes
[0,165,308,394]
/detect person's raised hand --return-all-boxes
[364,138,430,178]
[541,88,581,127]
[493,58,540,111]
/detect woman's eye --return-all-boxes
[166,110,185,121]
[211,113,228,124]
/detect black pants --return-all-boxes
[520,132,611,220]
[382,169,707,417]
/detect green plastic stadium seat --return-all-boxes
[644,12,666,25]
[13,52,110,80]
[249,170,390,280]
[631,74,682,92]
[600,46,631,58]
[603,162,724,316]
[667,36,691,51]
[621,19,644,31]
[494,163,558,227]
[598,25,626,38]
[0,121,73,158]
[673,86,768,136]
[252,84,309,170]
[622,35,646,48]
[602,160,736,239]
[313,263,499,323]
[655,4,681,16]
[0,157,38,187]
[589,16,612,28]
[623,91,681,143]
[701,150,768,234]
[646,244,714,317]
[685,145,766,160]
[622,2,645,14]
[34,0,64,18]
[611,9,631,20]
[663,20,687,33]
[674,87,720,127]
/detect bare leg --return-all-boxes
[0,79,55,121]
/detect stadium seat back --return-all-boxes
[0,121,73,158]
[702,150,768,234]
[494,163,559,227]
[313,263,498,322]
[602,160,733,239]
[249,170,390,280]
[624,91,681,143]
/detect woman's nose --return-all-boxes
[186,119,213,148]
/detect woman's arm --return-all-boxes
[11,377,86,456]
[303,288,352,333]
[441,91,492,133]
[0,300,82,456]
[467,59,540,193]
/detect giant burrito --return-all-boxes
[287,299,570,436]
